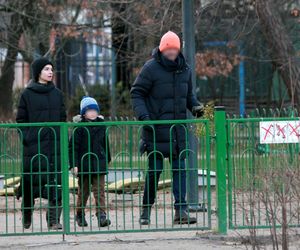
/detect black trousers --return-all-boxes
[142,154,187,211]
[21,173,62,225]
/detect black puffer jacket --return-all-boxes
[69,116,111,175]
[16,81,66,193]
[130,48,199,157]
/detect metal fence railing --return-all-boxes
[2,108,300,237]
[0,119,212,236]
[226,116,300,230]
[213,107,300,233]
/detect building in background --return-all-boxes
[55,12,113,96]
[0,49,30,89]
[0,11,113,94]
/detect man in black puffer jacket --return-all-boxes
[131,31,204,225]
[16,57,66,230]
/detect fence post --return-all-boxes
[214,106,227,234]
[60,123,70,235]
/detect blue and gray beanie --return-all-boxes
[80,96,100,115]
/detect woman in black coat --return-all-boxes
[16,57,66,230]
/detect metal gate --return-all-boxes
[0,119,212,236]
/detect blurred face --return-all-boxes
[39,64,53,84]
[85,109,98,120]
[162,48,180,61]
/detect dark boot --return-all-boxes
[21,186,34,229]
[46,201,63,230]
[139,206,151,225]
[22,211,32,229]
[76,212,88,227]
[174,210,197,225]
[97,212,111,227]
[48,222,63,230]
[46,211,63,230]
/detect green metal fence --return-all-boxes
[226,116,300,230]
[0,119,212,236]
[212,107,300,234]
[2,109,300,237]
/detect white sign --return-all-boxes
[259,121,300,144]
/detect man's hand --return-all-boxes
[140,114,150,121]
[71,167,78,177]
[192,104,205,117]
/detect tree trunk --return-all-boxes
[256,0,300,107]
[0,13,23,117]
[111,3,130,90]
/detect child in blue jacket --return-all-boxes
[69,96,111,227]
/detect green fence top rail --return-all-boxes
[227,116,300,123]
[0,119,209,128]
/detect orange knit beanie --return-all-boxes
[159,31,181,52]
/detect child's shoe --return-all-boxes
[76,213,88,227]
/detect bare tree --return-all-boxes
[1,0,300,116]
[0,0,185,116]
[0,1,33,115]
[0,0,106,116]
[256,0,300,107]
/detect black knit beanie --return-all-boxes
[31,57,53,82]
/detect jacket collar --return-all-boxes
[27,80,55,93]
[72,115,104,123]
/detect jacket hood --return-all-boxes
[27,80,55,93]
[152,47,188,72]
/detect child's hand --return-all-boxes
[71,167,78,177]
